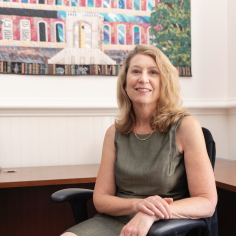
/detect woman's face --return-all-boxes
[125,54,161,107]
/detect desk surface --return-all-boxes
[0,160,236,192]
[214,160,236,192]
[0,164,99,188]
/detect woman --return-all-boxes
[62,45,217,236]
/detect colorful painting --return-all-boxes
[0,0,191,76]
[149,0,191,68]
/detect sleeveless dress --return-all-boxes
[65,115,189,235]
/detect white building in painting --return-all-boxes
[48,12,116,65]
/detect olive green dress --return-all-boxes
[66,115,188,235]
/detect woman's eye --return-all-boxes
[150,70,158,75]
[132,70,140,73]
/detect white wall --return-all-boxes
[0,76,118,102]
[227,0,236,160]
[0,0,236,168]
[181,0,228,100]
[228,0,236,98]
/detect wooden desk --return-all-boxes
[0,160,235,236]
[0,164,99,188]
[214,159,236,236]
[215,159,236,192]
[0,164,99,236]
[1,160,235,191]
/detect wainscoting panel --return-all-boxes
[228,110,236,160]
[0,116,115,168]
[192,112,229,161]
[0,104,235,168]
[0,117,11,168]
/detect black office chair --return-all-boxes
[51,127,218,236]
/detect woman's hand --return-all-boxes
[119,211,159,236]
[133,196,173,219]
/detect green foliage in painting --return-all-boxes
[0,20,2,33]
[149,0,191,67]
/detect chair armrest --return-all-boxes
[51,188,94,203]
[51,188,94,224]
[147,219,206,236]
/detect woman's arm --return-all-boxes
[169,116,217,219]
[93,125,171,219]
[93,124,138,216]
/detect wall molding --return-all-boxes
[0,98,118,109]
[0,109,119,116]
[0,98,235,116]
[182,98,236,109]
[228,108,236,115]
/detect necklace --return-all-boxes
[133,127,154,141]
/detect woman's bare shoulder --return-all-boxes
[178,116,201,136]
[107,124,116,133]
[176,116,203,150]
[102,124,116,150]
[105,124,116,140]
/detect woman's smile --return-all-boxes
[135,88,152,93]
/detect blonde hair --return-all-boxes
[115,44,189,134]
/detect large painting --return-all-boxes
[0,0,191,76]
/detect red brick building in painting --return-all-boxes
[0,0,160,64]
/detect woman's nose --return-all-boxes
[138,71,149,83]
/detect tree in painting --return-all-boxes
[149,0,191,67]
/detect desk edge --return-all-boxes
[0,177,97,188]
[216,181,236,193]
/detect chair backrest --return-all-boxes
[202,127,216,170]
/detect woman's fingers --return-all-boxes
[136,196,173,219]
[154,196,172,219]
[164,198,173,204]
[146,196,172,219]
[139,200,165,219]
[163,198,173,218]
[138,204,155,216]
[160,197,173,218]
[152,200,170,219]
[148,205,165,219]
